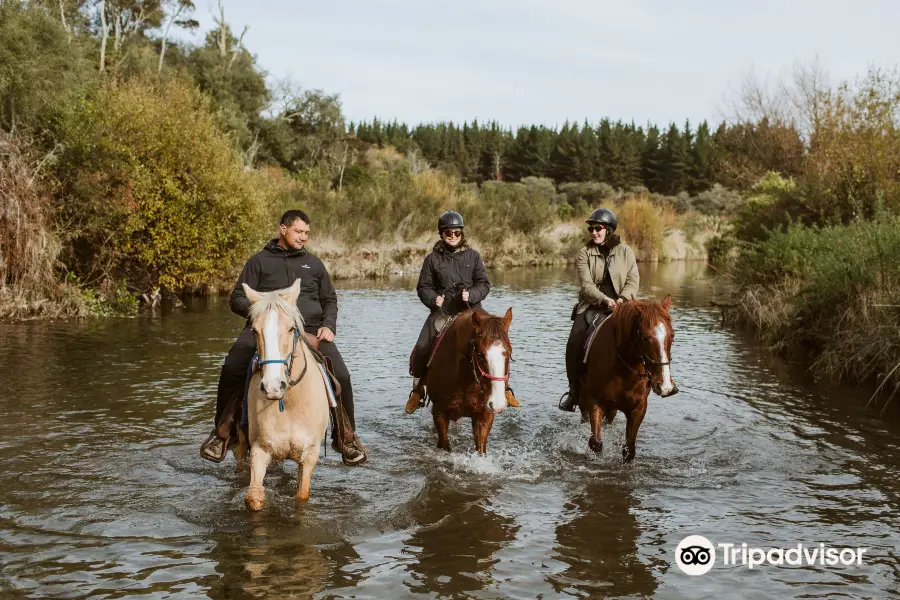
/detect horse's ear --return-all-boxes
[280,278,302,304]
[502,307,512,331]
[471,310,483,330]
[662,294,672,312]
[243,283,262,304]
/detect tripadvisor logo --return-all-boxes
[674,536,868,575]
[675,535,715,575]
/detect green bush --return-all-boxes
[54,78,269,290]
[734,216,900,390]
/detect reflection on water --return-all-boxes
[1,261,899,599]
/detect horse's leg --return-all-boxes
[433,412,451,451]
[622,402,647,463]
[478,410,495,455]
[245,444,271,511]
[588,404,605,454]
[234,429,248,473]
[296,448,319,502]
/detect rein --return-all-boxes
[256,327,309,411]
[469,337,510,383]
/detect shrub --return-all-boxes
[54,78,270,290]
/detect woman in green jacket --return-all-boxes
[559,207,640,412]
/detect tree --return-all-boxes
[157,0,197,74]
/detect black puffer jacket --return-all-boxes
[230,240,338,334]
[416,242,491,315]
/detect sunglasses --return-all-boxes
[443,230,463,238]
[587,225,607,233]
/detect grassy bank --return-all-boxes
[723,218,900,409]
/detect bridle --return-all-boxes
[256,324,309,411]
[469,335,510,383]
[614,312,671,381]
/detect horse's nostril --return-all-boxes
[259,381,266,393]
[280,381,287,391]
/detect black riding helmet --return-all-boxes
[586,207,617,232]
[438,210,464,232]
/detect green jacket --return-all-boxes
[574,240,640,315]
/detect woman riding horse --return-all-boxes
[405,210,518,413]
[559,207,640,411]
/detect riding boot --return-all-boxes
[330,404,367,465]
[558,388,579,412]
[405,377,426,414]
[505,384,520,408]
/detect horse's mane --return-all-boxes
[248,289,305,331]
[476,312,511,346]
[613,300,671,345]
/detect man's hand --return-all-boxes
[435,295,444,308]
[616,298,625,305]
[461,289,469,303]
[316,327,335,343]
[604,298,617,310]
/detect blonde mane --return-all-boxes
[247,289,305,332]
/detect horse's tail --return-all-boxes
[604,408,617,424]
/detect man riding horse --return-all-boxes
[200,209,367,465]
[559,207,640,412]
[405,210,518,413]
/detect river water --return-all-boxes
[1,262,898,599]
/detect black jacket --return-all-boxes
[230,240,338,334]
[416,242,491,315]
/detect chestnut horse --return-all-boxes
[424,308,513,454]
[579,296,678,462]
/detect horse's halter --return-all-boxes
[469,332,510,383]
[256,322,309,411]
[615,314,672,381]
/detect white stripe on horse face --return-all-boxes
[654,323,675,395]
[262,308,284,391]
[486,341,507,414]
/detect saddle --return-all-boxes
[582,310,613,365]
[407,314,457,376]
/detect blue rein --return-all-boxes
[255,328,306,412]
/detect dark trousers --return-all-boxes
[565,307,601,393]
[214,327,355,440]
[411,312,440,379]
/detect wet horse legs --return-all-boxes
[245,444,272,511]
[588,405,605,453]
[622,403,647,463]
[433,412,451,451]
[296,449,318,502]
[471,411,495,455]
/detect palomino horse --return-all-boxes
[424,308,513,454]
[579,296,678,462]
[234,280,330,511]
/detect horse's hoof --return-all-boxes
[245,487,265,511]
[588,437,603,454]
[622,446,635,463]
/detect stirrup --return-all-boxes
[558,391,578,412]
[200,429,230,463]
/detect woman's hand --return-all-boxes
[604,298,617,310]
[435,295,444,308]
[461,289,469,303]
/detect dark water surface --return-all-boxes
[1,262,898,599]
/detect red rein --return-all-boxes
[472,351,509,382]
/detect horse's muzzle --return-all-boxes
[660,384,679,398]
[261,379,287,400]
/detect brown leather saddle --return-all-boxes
[583,311,613,364]
[408,314,457,376]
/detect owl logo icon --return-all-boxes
[675,535,716,575]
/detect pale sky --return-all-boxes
[182,0,899,129]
